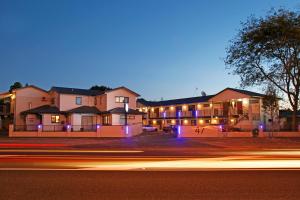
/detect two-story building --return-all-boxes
[138,88,277,131]
[1,85,143,133]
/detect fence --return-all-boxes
[9,124,142,138]
[177,125,300,138]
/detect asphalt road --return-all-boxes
[1,135,300,199]
[1,170,300,200]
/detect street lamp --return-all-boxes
[124,101,129,126]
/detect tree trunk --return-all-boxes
[292,107,298,131]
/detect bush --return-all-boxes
[252,128,259,138]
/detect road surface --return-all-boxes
[1,135,300,199]
[1,170,300,200]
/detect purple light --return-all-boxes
[96,124,100,129]
[178,111,181,118]
[163,112,166,118]
[195,110,198,117]
[178,126,181,135]
[38,124,42,129]
[67,125,71,129]
[125,125,129,135]
[259,125,263,129]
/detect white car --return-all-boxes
[143,125,158,132]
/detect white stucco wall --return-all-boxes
[59,94,95,111]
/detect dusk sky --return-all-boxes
[0,0,299,100]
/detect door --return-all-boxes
[81,116,94,131]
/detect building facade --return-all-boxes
[0,85,143,132]
[138,88,278,131]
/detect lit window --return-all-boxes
[51,115,60,123]
[115,96,129,103]
[76,97,82,105]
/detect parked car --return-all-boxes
[143,125,158,132]
[163,125,176,133]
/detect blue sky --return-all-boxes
[0,0,299,100]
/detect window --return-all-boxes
[115,96,129,103]
[51,115,60,123]
[188,105,195,111]
[94,97,97,105]
[76,97,82,105]
[214,109,219,116]
[102,116,110,125]
[191,120,196,126]
[124,97,129,103]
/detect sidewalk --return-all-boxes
[1,133,300,151]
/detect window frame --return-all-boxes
[76,97,82,105]
[115,96,129,103]
[51,115,60,123]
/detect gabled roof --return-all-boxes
[50,86,105,96]
[13,85,48,94]
[21,105,62,115]
[216,88,265,97]
[0,91,10,99]
[66,106,101,114]
[137,95,215,107]
[104,107,144,115]
[50,86,140,97]
[105,86,140,97]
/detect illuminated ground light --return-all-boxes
[125,125,129,134]
[178,126,181,135]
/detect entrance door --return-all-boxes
[81,116,94,131]
[223,102,230,117]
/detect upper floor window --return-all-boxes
[94,97,97,105]
[188,105,195,111]
[51,98,55,105]
[203,104,210,108]
[76,97,82,105]
[115,96,129,103]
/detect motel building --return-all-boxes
[137,88,278,131]
[0,85,143,137]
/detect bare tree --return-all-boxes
[225,9,300,130]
